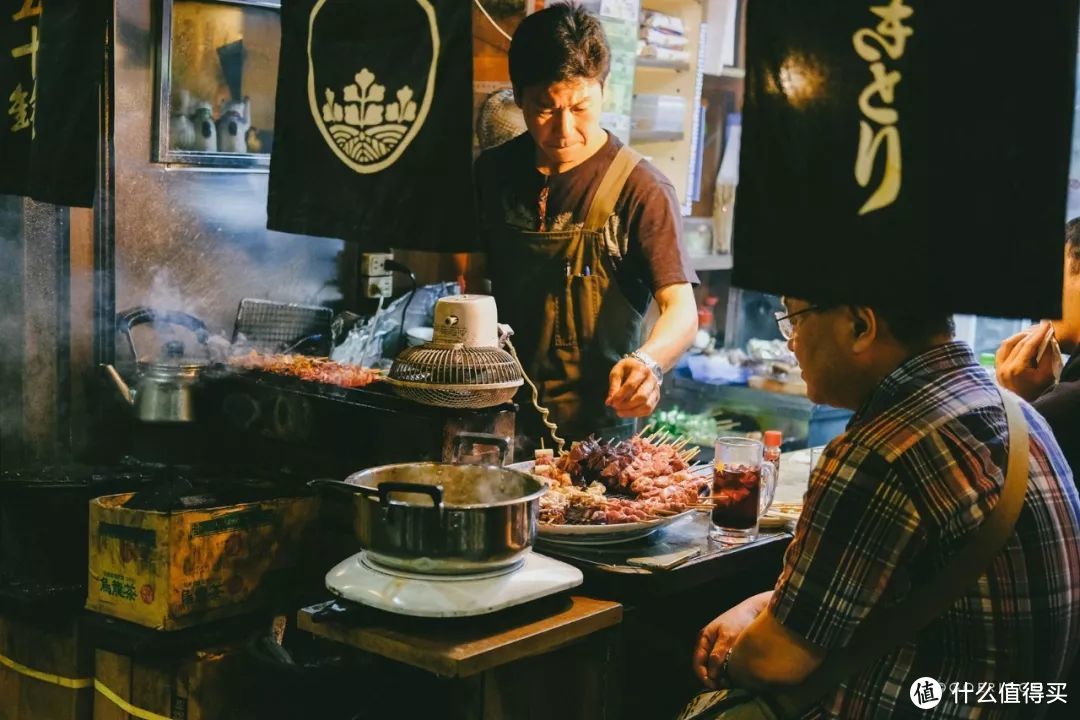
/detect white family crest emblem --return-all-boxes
[306,0,439,174]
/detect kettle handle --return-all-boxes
[117,307,210,361]
[452,433,511,466]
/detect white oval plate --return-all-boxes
[509,460,704,545]
[537,509,697,546]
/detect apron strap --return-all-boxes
[583,145,644,233]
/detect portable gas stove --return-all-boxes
[325,550,582,618]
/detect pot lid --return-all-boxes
[138,359,209,376]
[143,339,210,371]
[152,358,208,367]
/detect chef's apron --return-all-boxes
[490,145,646,453]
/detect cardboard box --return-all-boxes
[93,643,252,720]
[0,614,92,720]
[86,494,317,631]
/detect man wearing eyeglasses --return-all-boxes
[693,298,1080,718]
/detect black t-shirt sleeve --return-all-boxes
[622,167,699,291]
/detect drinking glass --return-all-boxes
[710,437,777,544]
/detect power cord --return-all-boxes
[505,338,565,454]
[384,259,417,353]
[474,0,513,42]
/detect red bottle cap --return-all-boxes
[763,430,783,447]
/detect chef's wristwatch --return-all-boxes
[627,350,663,387]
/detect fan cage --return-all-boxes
[387,344,524,409]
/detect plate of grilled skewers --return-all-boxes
[514,427,713,545]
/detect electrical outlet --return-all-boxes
[360,252,394,276]
[363,275,393,298]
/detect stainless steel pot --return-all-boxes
[311,453,545,575]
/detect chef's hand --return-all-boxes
[995,322,1060,401]
[606,358,659,418]
[693,592,773,689]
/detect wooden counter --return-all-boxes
[298,595,624,720]
[537,514,791,603]
[298,594,621,678]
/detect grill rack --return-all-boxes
[232,298,333,356]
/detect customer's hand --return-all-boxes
[693,591,773,689]
[995,322,1061,401]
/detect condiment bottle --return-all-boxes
[763,430,782,479]
[696,295,719,333]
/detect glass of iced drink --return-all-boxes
[710,437,776,544]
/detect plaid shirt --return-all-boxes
[770,342,1080,719]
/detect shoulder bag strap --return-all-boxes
[773,390,1031,717]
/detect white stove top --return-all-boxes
[325,550,583,618]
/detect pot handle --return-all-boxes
[452,433,511,466]
[306,478,379,499]
[376,481,443,511]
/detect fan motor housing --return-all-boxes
[389,295,524,409]
[433,295,500,347]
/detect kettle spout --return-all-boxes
[102,364,135,406]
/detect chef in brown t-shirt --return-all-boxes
[474,3,698,451]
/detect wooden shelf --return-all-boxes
[633,0,704,215]
[689,253,733,271]
[635,56,691,72]
[703,68,745,84]
[630,130,685,143]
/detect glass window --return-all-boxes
[1069,22,1080,219]
[156,0,280,167]
[953,314,1031,365]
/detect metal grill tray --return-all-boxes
[205,364,513,415]
[232,299,333,355]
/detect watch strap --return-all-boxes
[628,350,663,385]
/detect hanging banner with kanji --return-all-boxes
[267,0,474,249]
[0,0,105,208]
[732,0,1080,319]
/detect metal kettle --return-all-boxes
[102,308,211,423]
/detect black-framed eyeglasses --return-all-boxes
[774,306,825,340]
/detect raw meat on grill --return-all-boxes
[228,351,382,388]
